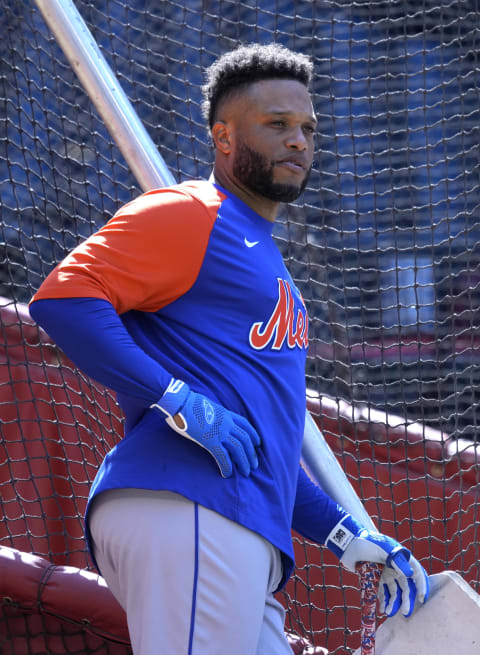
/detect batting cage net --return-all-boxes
[1,1,480,653]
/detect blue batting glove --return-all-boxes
[325,514,430,617]
[151,378,261,478]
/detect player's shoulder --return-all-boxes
[178,179,228,211]
[112,180,226,227]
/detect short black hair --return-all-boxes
[201,43,313,130]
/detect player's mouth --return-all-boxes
[276,157,307,175]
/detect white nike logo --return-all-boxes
[244,238,259,248]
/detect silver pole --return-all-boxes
[34,0,176,191]
[35,0,375,531]
[302,411,377,530]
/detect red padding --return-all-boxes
[0,545,129,644]
[0,545,326,653]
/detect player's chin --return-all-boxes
[273,171,307,197]
[271,182,304,203]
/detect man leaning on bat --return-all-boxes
[29,44,429,655]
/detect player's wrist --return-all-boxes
[151,377,190,418]
[325,514,363,562]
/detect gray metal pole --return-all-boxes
[302,412,377,530]
[34,0,176,191]
[34,0,375,531]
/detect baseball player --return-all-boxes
[29,44,429,655]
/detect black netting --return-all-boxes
[2,1,480,653]
[0,607,132,655]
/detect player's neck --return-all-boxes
[212,168,279,223]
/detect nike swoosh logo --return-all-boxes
[244,238,259,248]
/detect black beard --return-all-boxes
[232,140,311,203]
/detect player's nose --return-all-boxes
[285,125,309,150]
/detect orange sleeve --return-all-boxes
[31,186,221,315]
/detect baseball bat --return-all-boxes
[302,410,382,653]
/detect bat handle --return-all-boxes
[357,562,383,655]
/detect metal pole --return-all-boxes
[302,412,376,530]
[34,0,176,192]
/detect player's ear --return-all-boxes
[211,121,232,154]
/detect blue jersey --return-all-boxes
[30,180,347,587]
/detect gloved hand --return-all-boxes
[151,378,261,478]
[325,514,430,617]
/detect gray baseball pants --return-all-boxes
[89,488,293,655]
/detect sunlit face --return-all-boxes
[225,79,316,202]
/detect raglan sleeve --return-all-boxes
[30,187,216,313]
[29,188,217,406]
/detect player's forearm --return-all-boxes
[292,466,349,544]
[29,297,171,405]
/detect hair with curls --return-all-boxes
[201,43,313,130]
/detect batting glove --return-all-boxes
[326,514,430,617]
[151,378,261,478]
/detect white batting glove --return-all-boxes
[325,514,430,617]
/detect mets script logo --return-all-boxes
[249,278,309,351]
